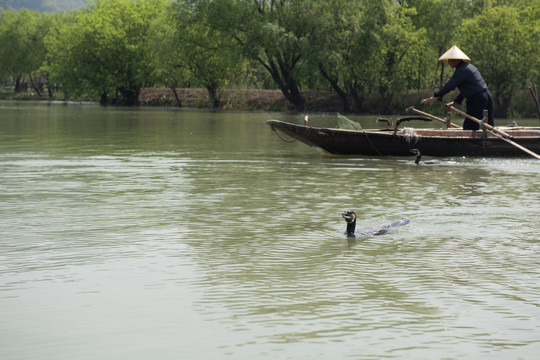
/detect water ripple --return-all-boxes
[1,106,539,359]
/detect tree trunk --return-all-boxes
[494,91,511,118]
[438,46,445,88]
[318,63,351,113]
[439,61,445,88]
[529,83,540,120]
[100,92,108,106]
[14,76,22,92]
[261,57,305,112]
[348,82,365,113]
[169,86,182,107]
[378,86,393,115]
[118,86,140,106]
[274,72,304,111]
[281,82,305,112]
[206,85,220,108]
[28,74,42,97]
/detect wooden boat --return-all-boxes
[267,118,540,157]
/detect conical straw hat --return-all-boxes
[439,45,470,61]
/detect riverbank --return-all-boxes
[2,86,538,117]
[138,88,431,114]
[0,87,343,112]
[1,87,416,114]
[139,88,344,112]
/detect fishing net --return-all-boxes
[337,113,363,130]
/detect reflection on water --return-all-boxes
[0,101,539,359]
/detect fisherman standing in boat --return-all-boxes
[420,45,494,130]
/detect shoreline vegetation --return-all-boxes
[0,86,391,113]
[1,87,539,117]
[1,2,538,118]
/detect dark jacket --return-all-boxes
[434,62,488,104]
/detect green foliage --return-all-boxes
[304,0,428,114]
[460,5,539,117]
[147,3,189,93]
[375,3,428,113]
[166,0,243,108]
[0,9,53,91]
[404,0,472,87]
[307,0,382,112]
[206,0,319,110]
[1,0,538,115]
[44,0,167,104]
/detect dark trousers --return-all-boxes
[463,90,494,130]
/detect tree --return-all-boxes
[147,3,190,107]
[404,0,473,88]
[375,4,427,113]
[0,9,53,94]
[460,5,538,117]
[306,0,383,113]
[206,0,320,111]
[44,0,166,105]
[168,0,242,108]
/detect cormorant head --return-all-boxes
[410,149,421,164]
[342,210,357,236]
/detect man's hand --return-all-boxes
[420,96,438,105]
[445,101,456,109]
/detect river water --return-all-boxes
[1,100,539,359]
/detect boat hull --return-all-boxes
[267,120,540,157]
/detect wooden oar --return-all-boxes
[529,83,540,120]
[406,106,461,128]
[448,105,540,160]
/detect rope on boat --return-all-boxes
[271,125,298,143]
[363,131,383,156]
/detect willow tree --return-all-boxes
[305,0,356,113]
[206,0,320,111]
[45,0,166,105]
[147,3,190,107]
[166,0,242,108]
[0,9,53,94]
[305,0,387,113]
[459,5,539,117]
[375,4,427,114]
[404,0,474,88]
